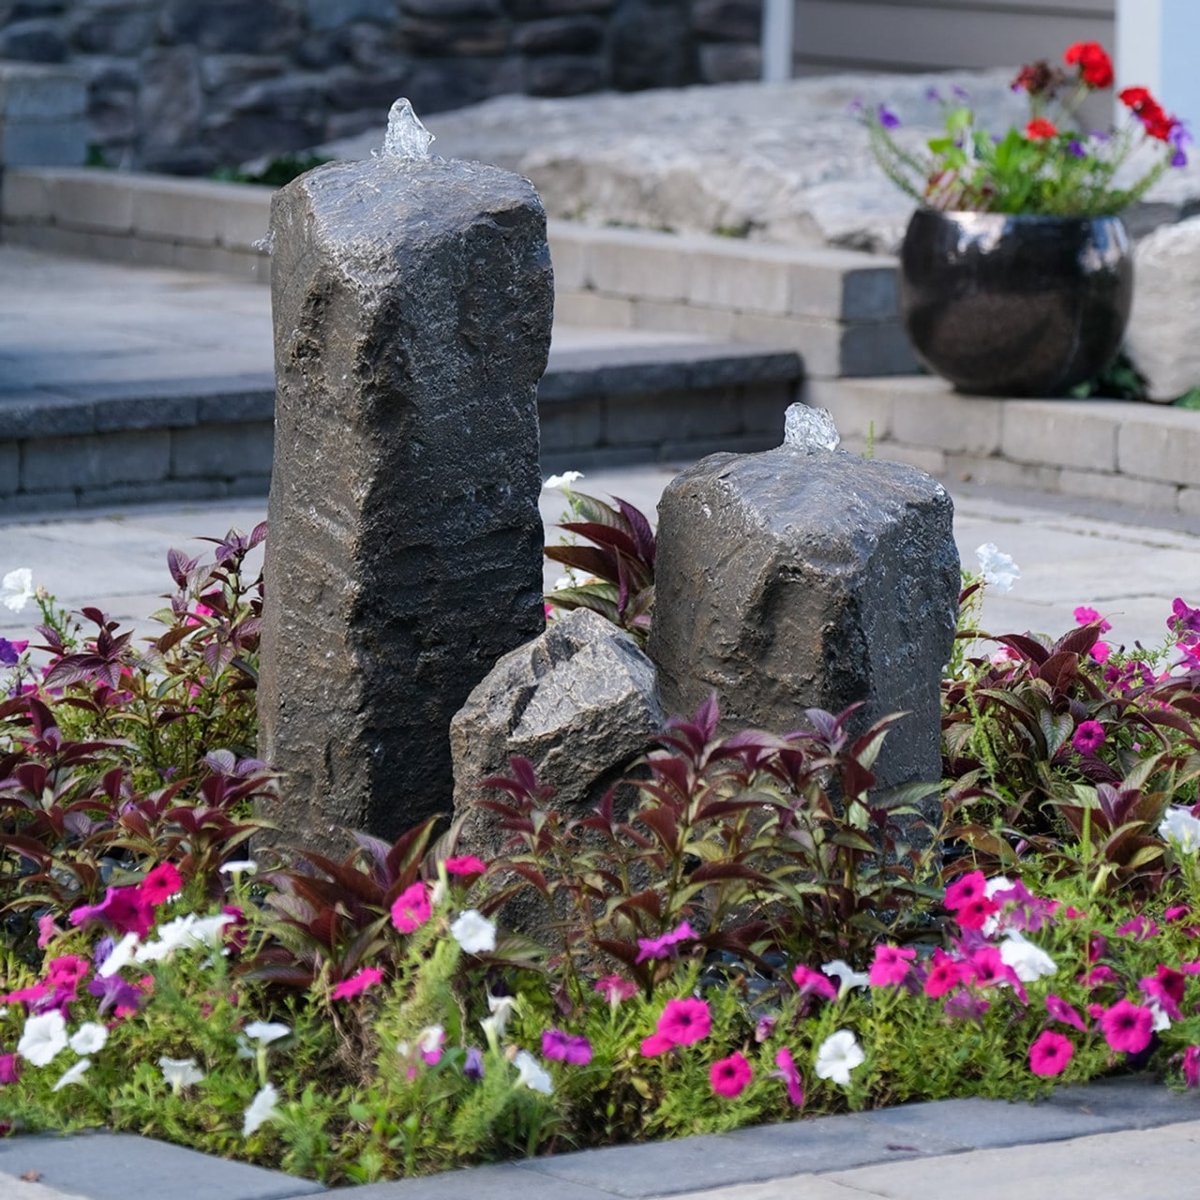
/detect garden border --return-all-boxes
[2,1076,1197,1200]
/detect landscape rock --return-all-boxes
[450,608,665,860]
[648,439,959,793]
[1125,215,1200,401]
[258,144,552,849]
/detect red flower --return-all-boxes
[710,1051,753,1098]
[1029,1029,1074,1077]
[1064,42,1113,89]
[1025,118,1058,141]
[1119,86,1153,112]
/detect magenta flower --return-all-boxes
[330,966,384,1002]
[771,1047,805,1107]
[640,1033,675,1057]
[594,974,637,1004]
[1183,1046,1200,1089]
[444,856,487,878]
[1165,905,1191,923]
[1140,965,1185,1020]
[968,946,1023,997]
[1072,720,1106,755]
[69,885,154,937]
[1115,914,1158,942]
[1171,597,1200,635]
[1100,999,1155,1054]
[1079,964,1118,988]
[390,882,432,934]
[990,880,1055,934]
[710,1051,753,1098]
[923,949,966,999]
[656,997,711,1047]
[1074,606,1113,633]
[791,963,837,1002]
[140,862,183,907]
[46,955,89,989]
[1029,1030,1074,1077]
[0,1054,21,1085]
[943,991,990,1023]
[868,944,916,987]
[635,920,697,964]
[36,914,62,949]
[944,870,987,911]
[542,1029,593,1065]
[1090,641,1111,664]
[955,895,999,932]
[2,981,48,1006]
[1045,994,1087,1032]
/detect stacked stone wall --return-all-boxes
[0,0,761,173]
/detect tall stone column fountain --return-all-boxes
[258,102,553,848]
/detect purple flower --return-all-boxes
[0,638,27,666]
[1072,720,1106,755]
[1170,122,1192,168]
[952,85,971,102]
[635,919,697,964]
[1067,139,1088,158]
[878,104,900,129]
[541,1029,593,1065]
[1172,598,1200,635]
[87,972,142,1016]
[925,86,942,103]
[463,1047,485,1081]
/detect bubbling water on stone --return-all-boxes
[783,403,841,452]
[383,98,435,160]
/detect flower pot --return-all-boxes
[898,209,1133,397]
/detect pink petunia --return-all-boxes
[444,856,487,878]
[943,991,990,1023]
[1140,965,1186,1020]
[1074,606,1113,634]
[594,974,638,1004]
[1029,1030,1074,1077]
[955,896,999,932]
[923,949,967,999]
[330,966,384,1001]
[1100,999,1155,1054]
[36,914,63,949]
[542,1029,593,1065]
[390,882,432,934]
[869,944,916,988]
[635,920,697,964]
[1045,993,1088,1032]
[2,982,48,1006]
[1165,905,1191,923]
[1072,720,1106,755]
[640,1032,675,1057]
[46,955,89,989]
[1090,641,1112,664]
[140,862,183,907]
[772,1047,805,1107]
[944,871,987,911]
[791,963,837,1002]
[0,1054,20,1085]
[710,1051,753,1098]
[656,997,711,1047]
[69,885,154,937]
[1115,915,1158,942]
[1183,1046,1200,1089]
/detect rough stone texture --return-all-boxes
[0,0,759,170]
[328,71,1200,254]
[258,153,553,847]
[1125,215,1200,401]
[451,609,664,846]
[648,446,959,791]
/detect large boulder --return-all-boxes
[648,432,959,793]
[1125,215,1200,401]
[450,608,664,858]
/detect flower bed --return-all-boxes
[3,519,1200,1186]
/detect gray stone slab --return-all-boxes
[342,1161,615,1200]
[0,1133,324,1200]
[1046,1076,1200,1129]
[853,1094,1126,1148]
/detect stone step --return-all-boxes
[0,328,802,513]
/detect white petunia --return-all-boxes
[18,1010,68,1067]
[219,859,258,877]
[52,1057,91,1092]
[98,931,141,978]
[242,1082,280,1136]
[450,909,496,955]
[814,1029,865,1088]
[543,471,584,492]
[975,543,1020,593]
[159,1056,206,1093]
[1159,806,1200,854]
[136,912,234,962]
[1,568,34,613]
[69,1022,108,1055]
[244,1021,290,1046]
[481,992,518,1043]
[999,932,1057,983]
[513,1050,553,1095]
[821,959,869,998]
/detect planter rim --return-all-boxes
[910,206,1128,227]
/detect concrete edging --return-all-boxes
[2,1077,1196,1200]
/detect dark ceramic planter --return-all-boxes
[898,209,1133,397]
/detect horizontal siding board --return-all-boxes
[793,1,1115,72]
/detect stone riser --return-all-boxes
[0,348,802,513]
